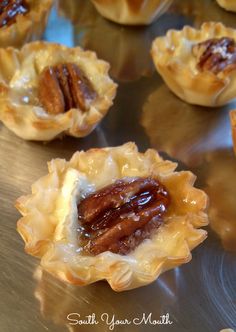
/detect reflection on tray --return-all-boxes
[142,85,234,167]
[34,266,179,331]
[56,0,97,24]
[57,0,191,82]
[169,0,236,28]
[205,150,236,253]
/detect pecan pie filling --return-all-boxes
[193,37,236,74]
[0,0,29,27]
[38,63,97,115]
[77,177,170,255]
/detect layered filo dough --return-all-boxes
[0,41,117,141]
[216,0,236,12]
[151,22,236,107]
[90,0,173,25]
[230,110,236,153]
[16,142,208,291]
[0,0,53,48]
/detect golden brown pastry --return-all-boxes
[230,110,236,153]
[151,22,236,107]
[16,142,208,291]
[34,265,178,330]
[170,0,236,28]
[90,0,173,25]
[216,0,236,12]
[0,0,53,48]
[0,41,117,141]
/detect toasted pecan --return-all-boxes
[0,0,29,28]
[193,37,236,74]
[38,63,97,115]
[78,177,170,255]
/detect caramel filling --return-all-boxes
[0,0,29,27]
[77,177,170,255]
[38,63,97,115]
[193,37,236,74]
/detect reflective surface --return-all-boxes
[0,0,236,331]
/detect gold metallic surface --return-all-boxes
[0,0,236,331]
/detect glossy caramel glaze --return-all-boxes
[78,177,170,255]
[0,0,29,27]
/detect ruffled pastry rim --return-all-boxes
[0,0,53,48]
[151,22,236,107]
[91,0,173,25]
[216,0,236,12]
[0,41,117,141]
[230,110,236,154]
[16,142,208,291]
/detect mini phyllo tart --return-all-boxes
[230,110,236,153]
[16,142,208,291]
[151,22,236,107]
[90,0,173,26]
[216,0,236,12]
[0,0,53,48]
[0,41,117,141]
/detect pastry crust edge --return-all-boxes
[216,0,236,12]
[91,0,173,25]
[16,142,209,291]
[0,41,117,141]
[151,22,236,107]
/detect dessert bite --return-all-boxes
[151,22,236,107]
[16,142,208,291]
[0,41,117,141]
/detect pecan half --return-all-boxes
[0,0,29,28]
[193,37,236,74]
[38,63,97,115]
[78,177,170,255]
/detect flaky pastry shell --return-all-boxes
[90,0,173,26]
[230,110,236,153]
[0,0,53,48]
[216,0,236,12]
[16,142,208,291]
[34,266,178,331]
[170,0,236,28]
[151,22,236,107]
[0,41,117,141]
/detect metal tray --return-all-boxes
[0,0,236,331]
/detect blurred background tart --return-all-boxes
[0,0,53,47]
